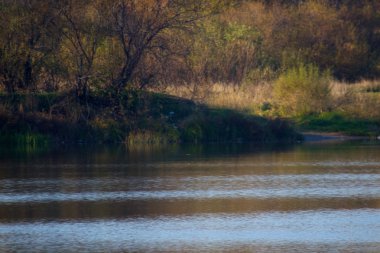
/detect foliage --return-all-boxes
[188,18,263,84]
[0,0,379,93]
[274,63,332,116]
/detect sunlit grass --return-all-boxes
[155,82,273,114]
[330,80,380,120]
[296,112,380,136]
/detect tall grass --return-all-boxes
[156,82,273,114]
[126,129,179,145]
[330,80,380,120]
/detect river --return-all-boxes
[0,140,379,252]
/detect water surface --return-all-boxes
[0,141,380,252]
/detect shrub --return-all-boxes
[274,63,332,117]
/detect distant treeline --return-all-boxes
[1,0,379,96]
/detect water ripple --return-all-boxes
[0,209,379,252]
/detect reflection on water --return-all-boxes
[1,173,380,203]
[0,141,380,252]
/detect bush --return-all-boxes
[274,63,332,117]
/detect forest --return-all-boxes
[1,0,380,146]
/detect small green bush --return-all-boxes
[274,64,332,117]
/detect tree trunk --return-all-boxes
[23,55,33,89]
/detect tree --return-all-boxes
[101,0,233,92]
[59,0,105,98]
[0,0,61,92]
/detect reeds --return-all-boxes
[126,130,179,145]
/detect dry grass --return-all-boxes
[156,82,274,113]
[330,79,380,97]
[155,79,380,119]
[329,80,380,119]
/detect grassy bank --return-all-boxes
[295,112,380,137]
[159,79,380,137]
[0,90,302,147]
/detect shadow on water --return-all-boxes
[1,139,379,180]
[0,141,297,180]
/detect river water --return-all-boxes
[0,141,379,252]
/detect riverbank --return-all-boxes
[295,112,380,139]
[160,81,380,139]
[0,91,302,147]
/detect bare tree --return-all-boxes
[0,0,61,92]
[60,0,104,98]
[101,0,231,92]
